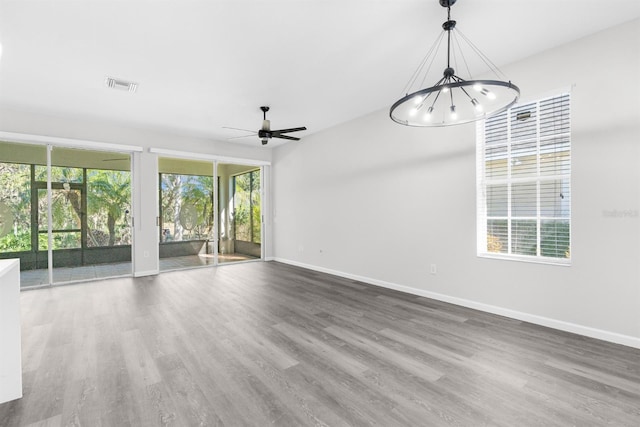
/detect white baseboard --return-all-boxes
[273,258,640,350]
[133,270,158,277]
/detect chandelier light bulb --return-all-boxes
[442,86,450,93]
[471,98,483,112]
[414,96,423,105]
[480,88,497,100]
[450,105,457,120]
[424,106,434,120]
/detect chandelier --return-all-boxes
[390,0,520,127]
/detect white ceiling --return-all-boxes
[1,0,639,147]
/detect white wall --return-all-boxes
[272,19,640,347]
[0,108,273,274]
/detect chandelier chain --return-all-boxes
[455,29,509,81]
[401,31,445,95]
[452,30,473,80]
[446,5,452,69]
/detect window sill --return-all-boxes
[477,252,571,266]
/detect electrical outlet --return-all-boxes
[430,264,437,275]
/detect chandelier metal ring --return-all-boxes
[390,79,519,127]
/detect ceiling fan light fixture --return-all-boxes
[389,0,519,127]
[224,106,307,146]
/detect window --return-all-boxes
[233,169,261,244]
[35,165,132,249]
[477,92,570,264]
[0,161,131,252]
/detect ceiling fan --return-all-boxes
[224,106,307,145]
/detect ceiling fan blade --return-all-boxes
[222,126,256,133]
[272,134,301,141]
[227,133,257,140]
[272,126,307,134]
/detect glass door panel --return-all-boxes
[218,163,262,264]
[158,157,214,271]
[0,141,49,287]
[86,169,132,248]
[50,146,132,284]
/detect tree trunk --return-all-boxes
[65,190,83,225]
[107,213,115,246]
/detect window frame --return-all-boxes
[476,91,571,266]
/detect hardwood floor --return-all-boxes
[1,261,639,426]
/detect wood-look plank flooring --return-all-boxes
[1,261,639,426]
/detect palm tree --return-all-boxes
[87,170,131,246]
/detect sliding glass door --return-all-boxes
[0,141,132,287]
[49,147,132,284]
[3,142,267,283]
[158,157,215,271]
[157,156,263,270]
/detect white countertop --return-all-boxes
[0,258,20,277]
[0,258,22,404]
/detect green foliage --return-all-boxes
[0,231,31,252]
[0,162,31,251]
[234,203,250,241]
[35,165,83,183]
[486,219,570,258]
[541,220,570,258]
[251,204,261,244]
[38,232,81,250]
[233,170,261,243]
[160,173,213,241]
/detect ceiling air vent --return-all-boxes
[105,76,138,93]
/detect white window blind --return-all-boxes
[477,92,571,264]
